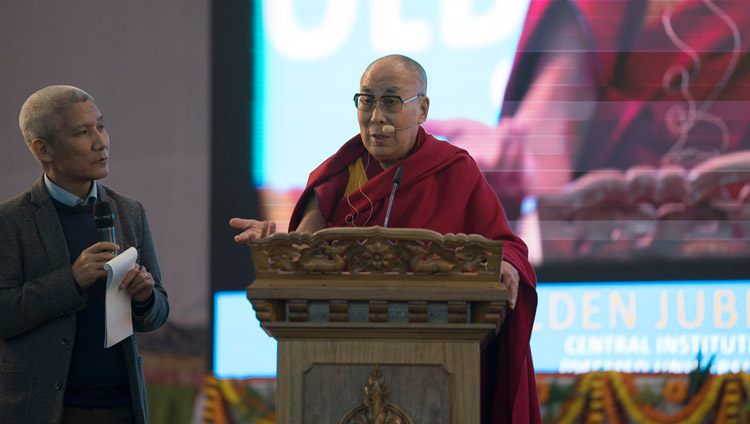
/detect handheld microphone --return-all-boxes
[93,200,118,254]
[383,166,404,228]
[382,123,419,134]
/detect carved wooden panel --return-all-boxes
[369,300,388,323]
[340,365,413,423]
[447,301,467,324]
[249,299,284,323]
[302,364,450,424]
[472,301,506,326]
[288,300,309,322]
[330,300,349,322]
[408,301,428,323]
[248,227,503,281]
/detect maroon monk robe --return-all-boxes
[289,127,542,423]
[503,0,750,174]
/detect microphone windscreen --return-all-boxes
[93,200,114,228]
[393,166,404,185]
[93,200,112,216]
[382,124,395,133]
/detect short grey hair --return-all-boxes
[19,85,94,158]
[367,54,428,94]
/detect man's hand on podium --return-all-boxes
[230,218,277,244]
[501,260,519,310]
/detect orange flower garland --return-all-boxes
[557,373,595,424]
[609,371,725,424]
[201,376,229,424]
[663,379,688,404]
[602,376,622,424]
[536,375,550,405]
[202,372,750,424]
[586,374,606,424]
[715,378,742,424]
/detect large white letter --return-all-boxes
[714,290,737,329]
[610,291,636,329]
[678,289,704,329]
[550,293,575,330]
[265,0,357,61]
[582,292,602,330]
[370,0,432,53]
[654,290,668,329]
[441,0,528,48]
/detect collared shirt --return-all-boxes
[43,174,98,206]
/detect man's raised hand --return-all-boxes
[229,218,276,244]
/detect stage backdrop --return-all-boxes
[214,0,750,379]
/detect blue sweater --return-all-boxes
[52,199,130,407]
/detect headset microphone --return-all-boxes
[382,123,419,134]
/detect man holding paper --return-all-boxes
[0,85,169,424]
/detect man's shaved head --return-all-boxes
[364,54,427,94]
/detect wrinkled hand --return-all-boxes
[120,264,155,304]
[72,241,119,288]
[501,260,520,310]
[230,218,276,244]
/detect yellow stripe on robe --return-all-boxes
[344,156,368,196]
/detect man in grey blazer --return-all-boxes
[0,86,169,424]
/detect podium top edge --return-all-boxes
[248,226,504,247]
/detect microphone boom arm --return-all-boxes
[383,167,404,228]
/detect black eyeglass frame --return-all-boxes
[353,93,424,112]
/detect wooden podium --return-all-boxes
[246,227,508,423]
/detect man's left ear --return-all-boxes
[31,138,52,163]
[418,96,430,124]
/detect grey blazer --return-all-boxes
[0,176,169,424]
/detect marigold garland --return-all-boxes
[199,376,276,424]
[204,372,750,423]
[663,379,688,404]
[715,379,742,424]
[539,372,750,424]
[201,376,229,424]
[587,374,606,423]
[601,375,622,424]
[740,371,750,401]
[556,373,595,424]
[536,375,550,405]
[609,371,724,424]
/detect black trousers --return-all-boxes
[61,405,133,424]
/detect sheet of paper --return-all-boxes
[103,246,137,348]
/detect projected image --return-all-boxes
[253,0,531,231]
[253,0,750,264]
[214,292,277,378]
[502,0,750,263]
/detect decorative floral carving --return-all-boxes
[249,227,503,279]
[358,239,398,272]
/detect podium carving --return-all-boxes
[341,365,413,424]
[246,227,508,423]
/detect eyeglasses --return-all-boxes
[353,93,424,113]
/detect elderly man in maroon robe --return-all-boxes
[231,54,541,423]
